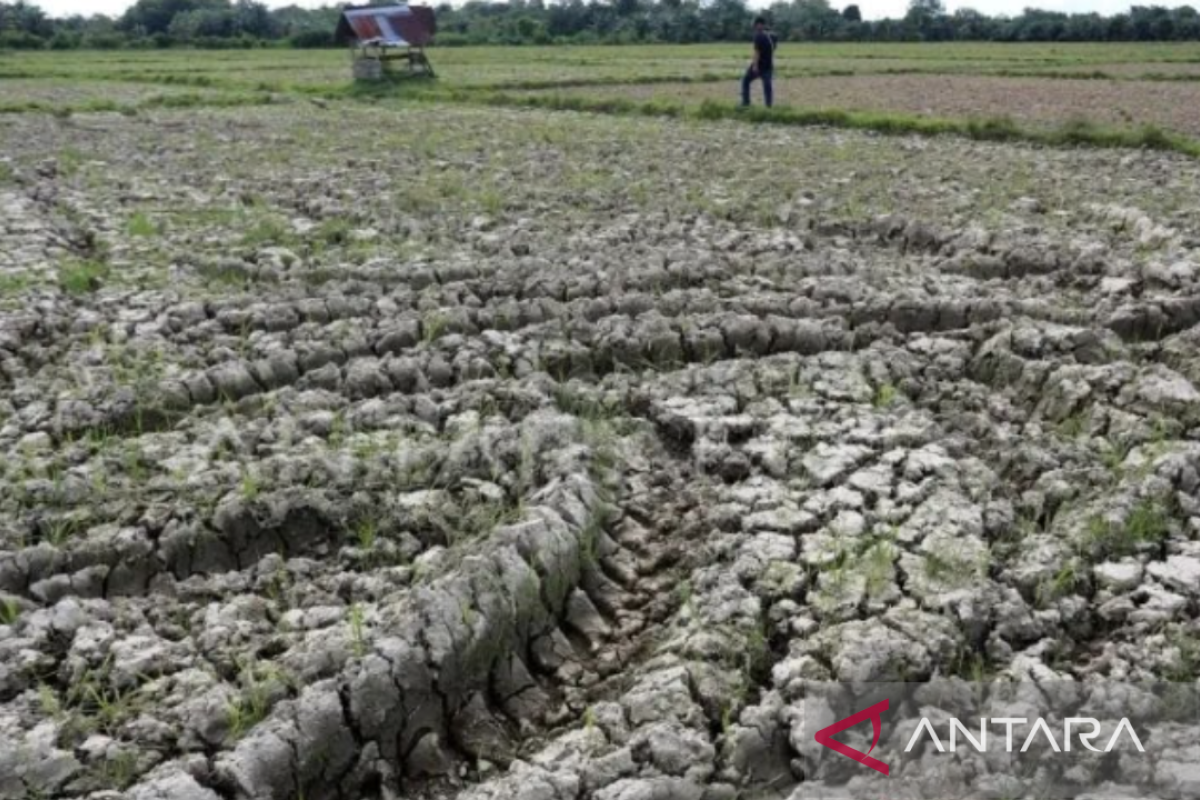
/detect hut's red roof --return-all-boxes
[335,5,435,47]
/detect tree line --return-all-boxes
[2,0,1199,50]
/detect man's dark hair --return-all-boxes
[754,16,767,25]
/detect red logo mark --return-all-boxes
[814,698,890,776]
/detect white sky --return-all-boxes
[37,0,1200,22]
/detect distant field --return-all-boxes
[8,42,1200,88]
[523,72,1200,138]
[4,42,1200,146]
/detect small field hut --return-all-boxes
[336,5,437,80]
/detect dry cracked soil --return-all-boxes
[3,102,1200,800]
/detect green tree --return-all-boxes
[951,7,991,38]
[119,0,229,35]
[906,0,949,39]
[698,0,749,41]
[233,0,275,38]
[0,1,53,36]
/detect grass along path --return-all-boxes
[451,89,1200,159]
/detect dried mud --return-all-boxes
[1,103,1200,800]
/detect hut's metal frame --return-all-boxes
[336,5,437,81]
[353,41,435,79]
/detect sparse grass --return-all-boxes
[1150,414,1172,444]
[1128,495,1172,543]
[923,550,957,581]
[89,748,141,790]
[42,516,80,547]
[225,693,266,741]
[121,444,148,483]
[923,544,986,588]
[454,497,523,546]
[0,272,37,296]
[720,702,736,736]
[676,579,694,613]
[57,146,86,176]
[38,683,61,717]
[1139,414,1175,474]
[872,382,898,409]
[327,410,347,449]
[861,539,898,598]
[263,565,291,607]
[787,368,809,398]
[1100,438,1133,475]
[355,519,377,551]
[61,662,146,739]
[239,467,260,501]
[106,342,167,393]
[1086,495,1172,556]
[313,217,352,248]
[1165,627,1200,682]
[57,258,111,295]
[476,186,506,216]
[516,430,537,499]
[348,603,367,658]
[955,649,991,683]
[1035,559,1081,608]
[742,621,772,687]
[0,597,20,625]
[422,311,449,344]
[240,215,294,249]
[126,212,159,237]
[579,505,612,569]
[225,661,287,741]
[196,261,255,290]
[553,384,620,421]
[1055,411,1088,440]
[459,598,477,628]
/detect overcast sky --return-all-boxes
[38,0,1200,23]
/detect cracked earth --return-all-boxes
[2,103,1200,800]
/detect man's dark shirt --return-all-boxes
[754,31,775,72]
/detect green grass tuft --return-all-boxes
[313,216,352,247]
[0,597,19,625]
[1086,495,1172,556]
[58,258,111,295]
[240,216,294,248]
[126,212,158,238]
[872,382,899,408]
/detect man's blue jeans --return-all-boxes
[742,67,773,107]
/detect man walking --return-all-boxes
[741,17,775,109]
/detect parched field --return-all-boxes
[2,43,1200,800]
